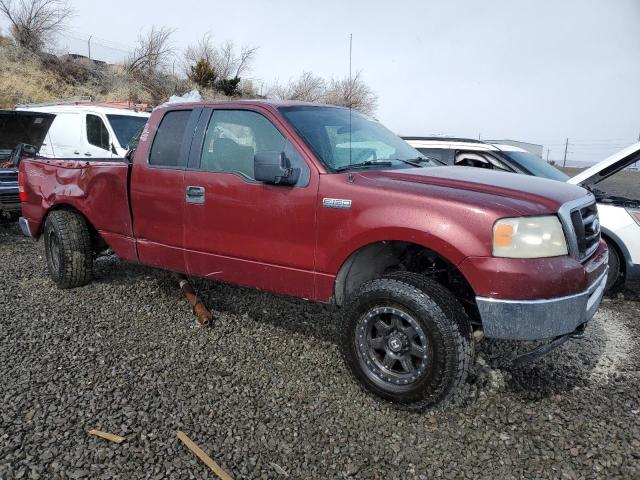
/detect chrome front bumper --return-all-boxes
[476,267,609,340]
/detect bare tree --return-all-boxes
[126,26,175,75]
[0,0,74,52]
[268,71,377,115]
[268,71,326,102]
[183,34,257,80]
[183,32,215,68]
[324,71,378,116]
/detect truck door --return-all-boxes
[182,107,319,299]
[130,108,201,272]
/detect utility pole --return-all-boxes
[563,138,569,167]
[546,148,550,162]
[88,35,92,60]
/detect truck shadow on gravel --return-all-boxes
[94,256,623,404]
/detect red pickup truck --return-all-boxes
[19,100,609,408]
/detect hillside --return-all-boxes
[0,36,241,108]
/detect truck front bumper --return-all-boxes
[476,267,609,340]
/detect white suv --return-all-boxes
[404,137,640,292]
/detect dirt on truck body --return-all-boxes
[18,100,609,409]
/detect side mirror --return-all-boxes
[254,151,300,186]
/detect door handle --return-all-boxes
[186,185,205,204]
[84,152,92,157]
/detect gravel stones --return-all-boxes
[1,224,639,479]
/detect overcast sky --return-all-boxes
[3,0,640,164]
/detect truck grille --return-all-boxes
[0,193,20,205]
[0,170,19,183]
[569,202,600,261]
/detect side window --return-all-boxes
[86,114,110,150]
[200,110,309,186]
[149,110,192,167]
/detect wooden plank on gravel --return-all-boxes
[176,430,233,480]
[88,429,125,444]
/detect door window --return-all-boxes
[86,114,110,150]
[149,110,192,167]
[200,110,309,186]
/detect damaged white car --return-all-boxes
[568,143,640,291]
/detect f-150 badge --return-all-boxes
[323,198,352,209]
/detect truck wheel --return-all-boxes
[44,210,93,289]
[343,274,473,409]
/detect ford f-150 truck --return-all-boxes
[19,100,609,408]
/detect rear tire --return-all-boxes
[343,274,473,410]
[44,210,93,289]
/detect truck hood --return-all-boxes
[359,166,590,214]
[567,142,640,187]
[0,110,55,151]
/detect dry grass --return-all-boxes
[0,38,254,108]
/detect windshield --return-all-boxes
[106,114,148,149]
[500,150,570,182]
[279,106,432,171]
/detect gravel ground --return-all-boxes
[1,223,639,480]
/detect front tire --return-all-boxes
[44,210,93,289]
[343,274,473,410]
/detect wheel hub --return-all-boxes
[355,306,430,388]
[387,331,409,353]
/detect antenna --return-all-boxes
[349,33,353,167]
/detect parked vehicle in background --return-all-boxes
[404,137,639,292]
[0,110,55,221]
[567,144,640,291]
[16,104,149,159]
[19,101,608,408]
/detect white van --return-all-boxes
[16,104,149,158]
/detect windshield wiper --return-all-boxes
[334,161,394,172]
[394,157,435,167]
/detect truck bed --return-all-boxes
[20,157,135,258]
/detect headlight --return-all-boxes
[493,216,568,258]
[627,208,640,227]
